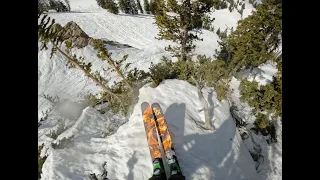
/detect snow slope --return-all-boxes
[38,0,255,118]
[39,0,281,180]
[46,0,255,58]
[40,80,258,180]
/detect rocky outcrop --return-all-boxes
[51,21,93,49]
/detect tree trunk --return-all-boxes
[180,26,188,61]
[52,42,123,107]
[180,0,191,62]
[191,76,213,130]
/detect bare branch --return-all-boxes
[191,75,214,130]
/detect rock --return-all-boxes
[62,21,90,48]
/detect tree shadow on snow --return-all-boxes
[163,103,258,180]
[127,151,139,180]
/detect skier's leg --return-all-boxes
[148,175,167,180]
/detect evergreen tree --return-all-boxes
[119,0,129,13]
[216,0,282,73]
[212,0,228,9]
[237,6,243,16]
[128,0,138,14]
[38,1,46,13]
[216,27,221,36]
[119,0,138,14]
[229,0,235,9]
[64,0,71,11]
[56,1,69,12]
[144,0,150,14]
[96,0,119,14]
[242,3,245,10]
[137,0,144,13]
[155,0,213,61]
[49,0,69,12]
[96,0,105,8]
[149,0,158,15]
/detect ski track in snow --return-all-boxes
[39,0,281,179]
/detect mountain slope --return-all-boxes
[38,0,281,180]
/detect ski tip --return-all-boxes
[141,102,150,109]
[151,102,160,107]
[151,103,162,109]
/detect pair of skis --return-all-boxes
[141,102,184,179]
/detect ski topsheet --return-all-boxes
[151,103,183,177]
[141,102,166,179]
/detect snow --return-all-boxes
[44,1,255,59]
[40,80,258,180]
[228,62,282,180]
[39,0,282,180]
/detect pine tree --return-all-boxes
[96,0,105,8]
[144,0,150,14]
[64,0,71,11]
[119,0,138,14]
[136,0,143,13]
[242,3,245,10]
[149,0,157,15]
[38,14,146,115]
[155,0,213,61]
[237,6,243,16]
[230,0,235,9]
[218,0,282,74]
[108,0,120,14]
[128,0,138,14]
[96,0,119,14]
[119,0,129,13]
[216,27,221,36]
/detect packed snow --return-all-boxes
[38,0,282,180]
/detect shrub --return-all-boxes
[38,144,47,179]
[148,56,230,100]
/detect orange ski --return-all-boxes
[151,103,183,176]
[141,102,166,178]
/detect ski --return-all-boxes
[141,102,166,179]
[151,103,184,178]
